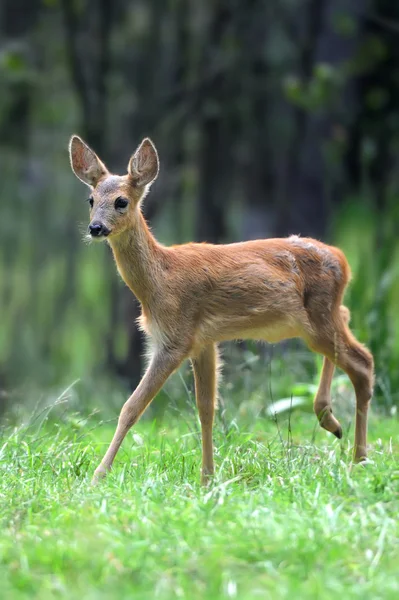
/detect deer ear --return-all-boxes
[69,135,107,187]
[127,138,159,187]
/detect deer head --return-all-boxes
[69,136,159,240]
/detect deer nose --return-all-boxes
[89,222,109,237]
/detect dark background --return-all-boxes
[1,0,399,414]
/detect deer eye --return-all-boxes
[114,196,128,210]
[87,197,94,208]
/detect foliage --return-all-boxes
[1,0,399,408]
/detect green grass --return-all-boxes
[0,406,398,600]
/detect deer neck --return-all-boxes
[109,210,165,305]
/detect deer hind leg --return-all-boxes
[338,332,374,462]
[314,357,342,438]
[191,343,219,485]
[313,306,351,438]
[309,306,374,462]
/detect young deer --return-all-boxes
[69,135,374,484]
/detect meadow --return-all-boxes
[0,367,398,600]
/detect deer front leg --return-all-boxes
[92,348,184,484]
[191,344,219,485]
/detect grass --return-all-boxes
[0,401,398,600]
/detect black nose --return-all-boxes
[89,222,109,237]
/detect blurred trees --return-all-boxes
[1,0,399,405]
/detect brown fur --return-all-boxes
[69,135,374,485]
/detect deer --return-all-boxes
[68,135,374,485]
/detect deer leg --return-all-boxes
[314,357,343,438]
[313,304,352,438]
[92,348,184,484]
[335,332,374,462]
[309,314,374,462]
[191,344,219,485]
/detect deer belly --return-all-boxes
[210,318,300,344]
[239,323,299,343]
